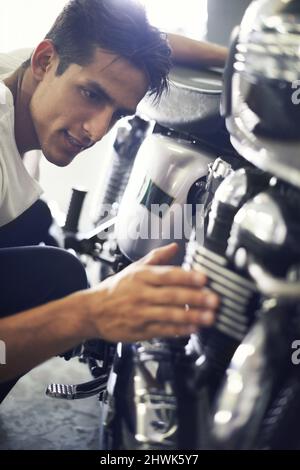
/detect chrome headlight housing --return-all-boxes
[224,0,300,188]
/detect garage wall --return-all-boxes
[0,0,68,52]
[206,0,253,46]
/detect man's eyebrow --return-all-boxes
[85,80,136,115]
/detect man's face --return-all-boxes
[30,47,149,166]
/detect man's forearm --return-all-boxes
[0,245,219,384]
[167,33,228,68]
[0,292,87,383]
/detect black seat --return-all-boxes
[137,65,224,138]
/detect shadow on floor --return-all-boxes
[0,357,100,450]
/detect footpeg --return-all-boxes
[46,375,108,400]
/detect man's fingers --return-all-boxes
[143,286,219,309]
[140,265,207,288]
[141,306,215,326]
[138,243,179,266]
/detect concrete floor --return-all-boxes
[0,357,100,450]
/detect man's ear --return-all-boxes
[30,39,58,82]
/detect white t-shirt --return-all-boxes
[0,50,42,228]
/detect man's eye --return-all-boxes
[81,88,100,102]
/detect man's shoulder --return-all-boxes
[0,83,16,160]
[0,81,13,117]
[0,48,33,78]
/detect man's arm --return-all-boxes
[167,33,228,68]
[0,293,85,382]
[0,244,218,383]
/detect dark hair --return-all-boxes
[23,0,172,99]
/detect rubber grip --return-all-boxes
[64,188,87,233]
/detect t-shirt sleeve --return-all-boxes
[0,157,4,208]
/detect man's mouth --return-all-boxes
[63,131,90,152]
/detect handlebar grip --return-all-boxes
[64,188,88,233]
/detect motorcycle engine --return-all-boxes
[196,0,300,449]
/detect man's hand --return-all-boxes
[84,244,219,342]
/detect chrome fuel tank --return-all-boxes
[115,133,214,263]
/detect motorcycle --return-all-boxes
[46,0,300,451]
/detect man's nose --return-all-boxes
[82,107,113,143]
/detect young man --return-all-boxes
[0,0,223,397]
